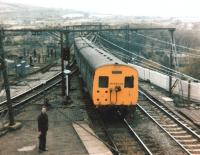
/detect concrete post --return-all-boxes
[169,30,175,97]
[188,80,191,104]
[60,32,65,96]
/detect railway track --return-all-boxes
[138,89,200,155]
[0,72,62,114]
[99,113,149,155]
[85,100,152,155]
[0,64,78,114]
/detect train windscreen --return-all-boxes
[99,76,109,88]
[124,76,134,88]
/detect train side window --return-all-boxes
[99,76,109,88]
[124,76,134,88]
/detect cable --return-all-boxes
[102,33,200,58]
[97,40,178,76]
[96,39,195,96]
[96,34,199,82]
[79,35,199,82]
[103,34,200,97]
[94,38,177,76]
[132,31,200,53]
[98,43,129,62]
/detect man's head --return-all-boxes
[41,106,47,114]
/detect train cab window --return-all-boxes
[124,76,134,88]
[99,76,109,88]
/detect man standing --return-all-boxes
[38,106,48,153]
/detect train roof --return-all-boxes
[74,37,125,70]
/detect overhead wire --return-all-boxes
[96,34,199,82]
[95,39,178,76]
[102,33,200,58]
[132,31,200,53]
[79,33,199,81]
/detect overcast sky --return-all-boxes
[1,0,200,17]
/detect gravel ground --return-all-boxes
[130,109,187,155]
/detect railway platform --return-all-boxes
[0,66,61,102]
[0,70,112,155]
[0,103,89,155]
[73,123,112,155]
[140,81,200,127]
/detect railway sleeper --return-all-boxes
[161,120,174,124]
[173,135,193,139]
[165,127,184,131]
[161,124,177,127]
[187,149,200,154]
[149,115,160,119]
[153,118,161,121]
[178,139,198,144]
[184,144,200,149]
[170,130,187,135]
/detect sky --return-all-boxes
[1,0,200,17]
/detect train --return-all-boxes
[74,37,138,114]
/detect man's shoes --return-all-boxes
[39,149,43,153]
[42,148,48,151]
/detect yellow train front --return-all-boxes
[74,37,138,114]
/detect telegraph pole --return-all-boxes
[0,29,15,126]
[169,29,175,97]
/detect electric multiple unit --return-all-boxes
[74,37,138,111]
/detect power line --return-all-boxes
[96,34,199,82]
[93,37,179,76]
[132,31,200,53]
[103,33,200,57]
[95,39,178,76]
